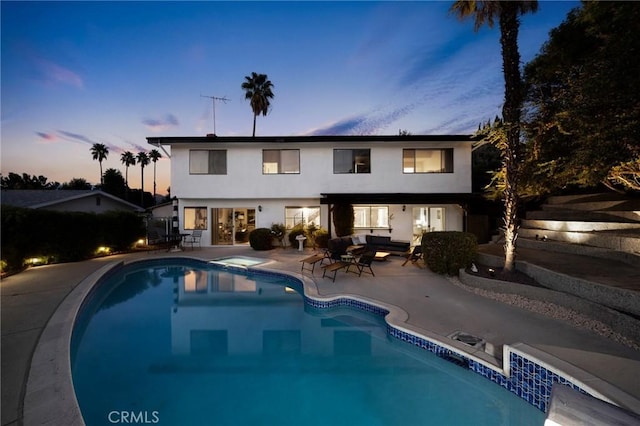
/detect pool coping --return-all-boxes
[23,257,640,425]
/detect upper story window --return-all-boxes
[263,149,300,174]
[190,150,227,174]
[403,149,453,173]
[334,149,370,174]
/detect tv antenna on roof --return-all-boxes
[200,94,230,135]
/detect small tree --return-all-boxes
[332,204,354,237]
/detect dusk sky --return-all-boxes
[1,1,579,195]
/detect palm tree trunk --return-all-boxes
[153,164,157,201]
[499,4,522,274]
[140,167,145,207]
[252,113,257,137]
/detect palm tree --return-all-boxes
[149,149,162,201]
[136,151,150,206]
[450,0,538,274]
[241,72,274,137]
[120,151,136,188]
[90,143,109,186]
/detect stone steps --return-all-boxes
[526,209,639,223]
[521,193,640,255]
[522,219,640,233]
[518,228,640,255]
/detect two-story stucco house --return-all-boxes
[147,134,478,247]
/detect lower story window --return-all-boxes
[285,206,320,229]
[354,206,389,229]
[184,207,208,230]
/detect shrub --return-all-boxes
[249,228,275,250]
[287,223,307,247]
[0,205,145,272]
[314,228,329,248]
[421,231,477,275]
[270,223,286,247]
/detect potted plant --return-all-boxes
[270,223,287,248]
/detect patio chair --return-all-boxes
[402,246,423,267]
[348,252,375,277]
[183,229,202,250]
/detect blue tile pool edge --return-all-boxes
[245,263,640,415]
[23,256,640,426]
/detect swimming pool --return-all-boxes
[71,259,544,425]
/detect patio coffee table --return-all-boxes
[374,251,391,261]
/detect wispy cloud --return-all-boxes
[56,130,121,153]
[32,56,84,89]
[142,114,179,132]
[57,130,97,145]
[35,132,58,142]
[118,136,148,153]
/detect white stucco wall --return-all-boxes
[170,140,472,199]
[162,138,472,246]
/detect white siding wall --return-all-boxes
[170,141,471,199]
[168,139,471,246]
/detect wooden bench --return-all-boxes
[300,254,325,274]
[322,261,350,282]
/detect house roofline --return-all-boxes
[31,190,145,212]
[147,134,476,146]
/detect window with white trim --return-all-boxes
[284,206,320,229]
[190,150,227,174]
[184,207,208,230]
[334,149,370,174]
[354,206,389,229]
[403,149,453,173]
[263,149,300,174]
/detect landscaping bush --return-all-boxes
[249,228,275,250]
[421,231,478,275]
[0,205,145,272]
[287,223,307,247]
[314,228,329,248]
[270,223,286,248]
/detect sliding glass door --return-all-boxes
[412,207,445,245]
[211,208,255,245]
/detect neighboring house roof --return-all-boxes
[1,189,144,212]
[148,134,476,146]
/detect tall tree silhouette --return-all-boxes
[149,149,162,201]
[136,151,150,207]
[90,143,109,186]
[450,0,538,273]
[241,72,274,137]
[120,151,136,188]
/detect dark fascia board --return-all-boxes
[147,134,476,146]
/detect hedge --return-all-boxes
[421,231,478,275]
[1,205,145,272]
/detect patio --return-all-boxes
[2,245,640,425]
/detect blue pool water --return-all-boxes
[71,259,545,426]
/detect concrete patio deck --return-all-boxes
[2,245,640,425]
